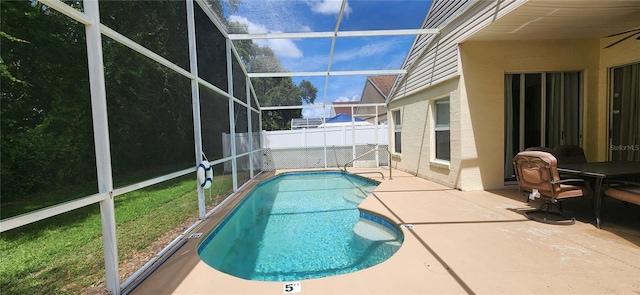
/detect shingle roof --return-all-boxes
[368,75,397,96]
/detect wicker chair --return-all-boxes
[513,151,590,224]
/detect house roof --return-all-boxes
[318,113,372,127]
[290,118,325,129]
[368,75,397,97]
[326,113,365,123]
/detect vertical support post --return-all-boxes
[227,40,238,191]
[83,1,119,294]
[375,106,379,167]
[351,106,356,161]
[303,127,308,168]
[261,129,267,169]
[323,107,328,168]
[303,128,307,147]
[246,78,254,178]
[519,74,525,151]
[186,0,206,219]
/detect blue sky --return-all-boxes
[228,0,432,117]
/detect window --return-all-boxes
[393,109,402,153]
[435,98,450,161]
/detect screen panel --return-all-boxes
[1,2,97,217]
[104,38,194,188]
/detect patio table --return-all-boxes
[557,161,640,228]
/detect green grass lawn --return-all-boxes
[0,174,234,294]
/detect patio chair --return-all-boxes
[525,146,556,157]
[513,151,590,225]
[552,144,595,189]
[553,145,587,164]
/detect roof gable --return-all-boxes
[368,75,397,97]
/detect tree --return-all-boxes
[228,20,318,130]
[1,1,95,201]
[0,0,317,208]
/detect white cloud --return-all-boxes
[334,96,359,102]
[228,15,263,33]
[334,42,393,62]
[301,90,361,118]
[266,38,304,58]
[310,0,352,16]
[281,39,398,72]
[302,103,333,118]
[281,54,328,71]
[229,15,303,59]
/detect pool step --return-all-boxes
[353,219,401,246]
[342,188,369,204]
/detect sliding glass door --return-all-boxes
[610,63,640,161]
[504,72,583,180]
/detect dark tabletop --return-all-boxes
[557,161,640,178]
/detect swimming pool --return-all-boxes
[197,171,403,281]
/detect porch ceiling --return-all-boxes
[466,0,640,42]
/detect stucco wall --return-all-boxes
[458,39,602,190]
[391,39,616,190]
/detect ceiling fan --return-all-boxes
[603,28,640,49]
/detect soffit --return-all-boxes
[466,0,640,42]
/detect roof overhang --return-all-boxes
[465,0,640,42]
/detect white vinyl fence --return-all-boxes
[223,125,390,171]
[260,125,389,170]
[262,125,388,148]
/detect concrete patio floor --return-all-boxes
[127,168,640,294]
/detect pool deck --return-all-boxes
[127,168,640,294]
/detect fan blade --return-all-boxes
[604,32,640,49]
[604,28,640,38]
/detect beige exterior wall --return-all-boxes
[388,78,460,188]
[391,38,640,190]
[459,39,602,190]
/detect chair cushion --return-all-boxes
[525,147,556,157]
[605,185,640,206]
[539,184,587,200]
[555,184,589,200]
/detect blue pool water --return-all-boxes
[197,171,403,281]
